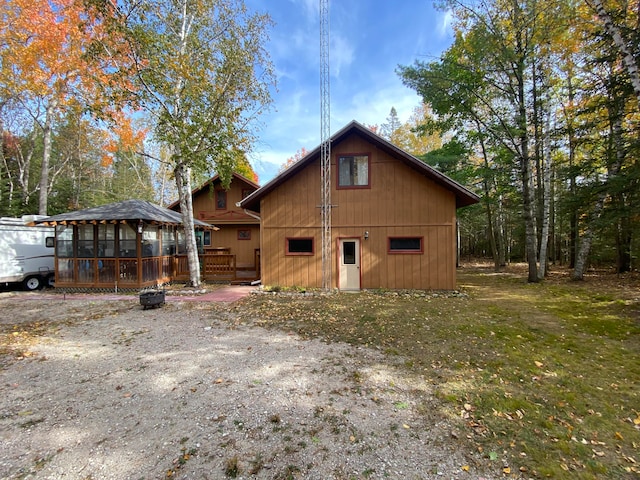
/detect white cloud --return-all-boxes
[289,0,317,22]
[331,34,355,77]
[438,9,454,38]
[335,90,421,128]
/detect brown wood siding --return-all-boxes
[190,177,259,268]
[191,179,255,216]
[259,134,458,290]
[210,225,260,268]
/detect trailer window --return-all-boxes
[45,237,54,248]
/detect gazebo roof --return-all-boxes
[34,199,213,228]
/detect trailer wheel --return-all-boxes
[23,276,42,291]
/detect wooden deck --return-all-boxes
[174,252,259,283]
[55,251,259,289]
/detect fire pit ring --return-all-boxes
[139,290,165,310]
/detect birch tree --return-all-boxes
[117,0,275,287]
[400,0,540,281]
[0,0,131,215]
[586,0,640,107]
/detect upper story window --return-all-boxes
[337,154,369,188]
[216,189,227,209]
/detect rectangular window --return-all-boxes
[238,229,251,240]
[286,237,314,255]
[177,230,187,254]
[142,226,160,257]
[97,224,115,257]
[56,225,74,258]
[388,237,423,254]
[342,241,356,264]
[119,223,137,257]
[216,189,227,209]
[162,227,176,255]
[338,155,369,188]
[77,224,95,258]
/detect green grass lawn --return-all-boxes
[237,264,640,479]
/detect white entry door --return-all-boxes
[339,239,360,291]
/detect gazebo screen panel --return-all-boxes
[119,224,137,257]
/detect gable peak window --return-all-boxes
[215,189,227,209]
[338,154,369,188]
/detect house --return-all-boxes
[240,121,480,291]
[33,200,213,290]
[169,172,261,279]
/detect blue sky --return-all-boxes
[245,0,455,184]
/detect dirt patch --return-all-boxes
[0,294,490,479]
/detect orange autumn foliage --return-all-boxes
[101,114,148,167]
[1,0,137,126]
[280,147,309,172]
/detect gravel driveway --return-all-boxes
[0,292,490,479]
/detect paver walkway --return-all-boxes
[7,285,256,304]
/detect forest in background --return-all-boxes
[1,0,639,282]
[396,0,640,281]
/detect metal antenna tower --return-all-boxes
[319,0,331,290]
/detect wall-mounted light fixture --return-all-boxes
[364,231,369,240]
[137,220,144,234]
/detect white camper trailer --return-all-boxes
[0,216,55,290]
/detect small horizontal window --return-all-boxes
[286,237,314,255]
[388,237,423,254]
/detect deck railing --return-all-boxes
[174,253,237,281]
[54,251,257,288]
[55,256,173,289]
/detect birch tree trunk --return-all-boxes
[38,101,56,215]
[175,162,201,287]
[0,112,13,211]
[572,194,604,280]
[510,0,539,282]
[537,114,552,279]
[496,196,506,267]
[169,0,202,287]
[572,105,625,280]
[589,0,640,106]
[477,128,501,271]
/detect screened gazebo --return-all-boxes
[34,200,213,290]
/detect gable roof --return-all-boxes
[34,199,212,228]
[240,120,480,213]
[168,171,260,211]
